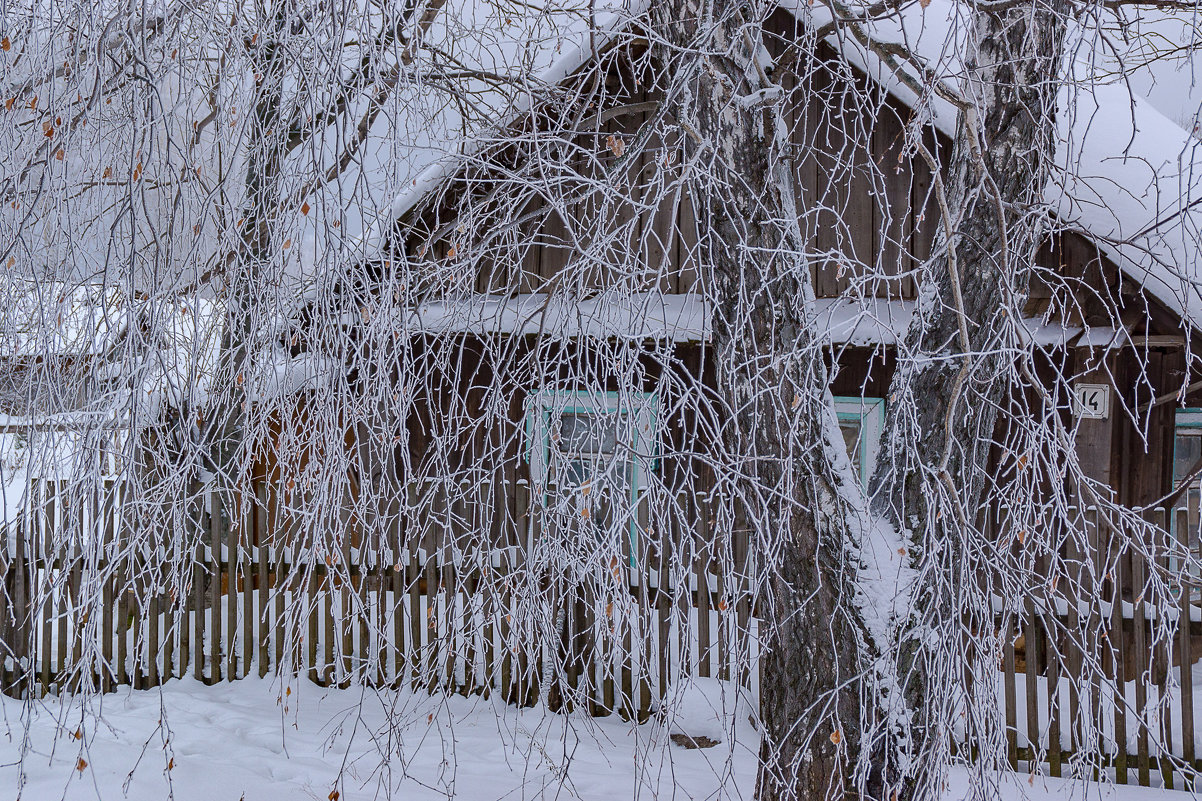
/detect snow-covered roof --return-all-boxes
[355,1,653,263]
[0,281,217,359]
[0,3,653,296]
[403,291,708,342]
[0,280,222,420]
[779,2,1202,331]
[5,3,1196,357]
[392,292,1087,349]
[287,1,655,289]
[375,2,1201,333]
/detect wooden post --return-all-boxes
[1130,544,1150,787]
[257,482,270,678]
[1179,508,1196,788]
[208,491,222,683]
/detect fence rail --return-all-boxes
[2,482,1201,787]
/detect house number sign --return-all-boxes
[1074,384,1110,419]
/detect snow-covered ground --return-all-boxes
[0,677,1197,801]
[2,677,758,801]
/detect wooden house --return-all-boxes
[287,7,1202,566]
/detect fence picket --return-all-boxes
[39,483,54,693]
[191,536,204,682]
[52,484,67,691]
[1112,543,1128,785]
[1003,614,1018,769]
[1182,509,1198,786]
[226,497,239,681]
[1132,546,1150,786]
[243,495,254,679]
[696,508,711,679]
[257,484,269,678]
[208,491,222,683]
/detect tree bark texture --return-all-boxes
[866,5,1069,799]
[653,4,880,799]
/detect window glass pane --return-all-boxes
[531,394,653,565]
[1174,429,1202,551]
[839,418,863,479]
[1174,431,1202,483]
[558,412,618,455]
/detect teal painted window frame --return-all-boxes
[525,389,659,566]
[1171,409,1202,598]
[834,396,885,483]
[1174,408,1202,431]
[1172,408,1202,485]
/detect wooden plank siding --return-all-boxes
[403,16,939,302]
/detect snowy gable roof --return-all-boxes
[0,2,650,297]
[1049,82,1202,328]
[374,2,1201,334]
[0,280,222,421]
[0,280,220,360]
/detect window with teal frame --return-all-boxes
[1172,410,1202,595]
[834,396,885,485]
[526,390,658,566]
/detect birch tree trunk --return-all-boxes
[865,4,1070,799]
[652,4,884,799]
[199,7,293,566]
